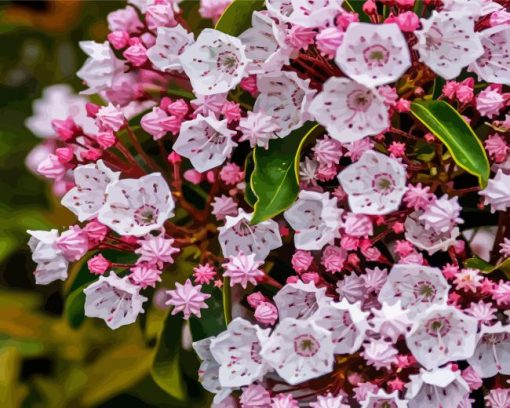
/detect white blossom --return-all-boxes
[254,71,315,138]
[337,151,407,215]
[406,305,478,370]
[308,77,389,143]
[147,25,194,72]
[218,209,282,261]
[77,41,125,95]
[467,323,510,378]
[98,173,175,236]
[61,160,120,222]
[179,29,249,95]
[83,271,148,329]
[414,11,484,79]
[378,264,450,317]
[360,390,408,408]
[370,301,413,343]
[210,318,271,387]
[335,23,411,88]
[286,0,343,28]
[274,281,327,320]
[480,169,510,213]
[173,114,237,172]
[260,317,334,385]
[284,190,343,250]
[27,229,68,285]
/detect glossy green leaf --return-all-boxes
[189,285,226,341]
[244,151,257,207]
[250,123,320,224]
[151,311,187,401]
[215,0,264,36]
[410,100,490,187]
[64,283,88,329]
[464,256,510,279]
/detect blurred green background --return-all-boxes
[0,2,207,407]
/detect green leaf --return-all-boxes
[250,123,320,224]
[151,311,187,401]
[189,285,226,341]
[244,151,257,207]
[222,278,232,325]
[464,256,510,279]
[214,0,264,36]
[410,100,490,187]
[64,283,88,329]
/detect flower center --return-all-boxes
[346,89,373,112]
[372,173,395,194]
[363,44,390,67]
[413,281,437,301]
[294,334,320,357]
[134,204,159,226]
[425,317,451,337]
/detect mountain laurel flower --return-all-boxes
[166,279,211,319]
[84,271,148,329]
[414,11,483,79]
[480,170,510,213]
[284,190,343,251]
[476,86,504,118]
[308,78,389,143]
[36,154,67,180]
[238,111,279,149]
[96,103,125,131]
[274,280,327,320]
[467,323,510,378]
[87,254,111,275]
[179,29,249,95]
[28,229,69,285]
[254,302,278,326]
[335,23,411,88]
[129,264,162,288]
[361,338,399,370]
[338,150,407,215]
[260,317,334,385]
[222,253,264,289]
[419,195,463,233]
[98,173,175,236]
[55,226,89,262]
[135,234,179,269]
[239,384,271,408]
[147,25,194,73]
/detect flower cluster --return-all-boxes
[26,0,510,406]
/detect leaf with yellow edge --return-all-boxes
[214,0,264,36]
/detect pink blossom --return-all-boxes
[135,235,180,268]
[286,25,316,50]
[353,382,379,402]
[396,11,419,32]
[37,154,67,180]
[123,41,148,67]
[476,87,504,118]
[453,268,482,293]
[240,75,258,95]
[221,101,241,123]
[271,393,299,408]
[193,264,216,284]
[166,99,189,118]
[247,291,267,308]
[343,138,374,161]
[336,11,359,31]
[183,169,203,184]
[219,163,243,185]
[321,245,347,274]
[485,134,508,163]
[291,250,314,273]
[141,107,171,140]
[313,136,343,166]
[343,213,373,238]
[316,163,337,182]
[500,237,510,257]
[361,245,381,261]
[456,78,474,104]
[395,98,411,112]
[387,377,406,392]
[493,280,510,306]
[129,265,162,288]
[394,240,415,257]
[211,195,238,220]
[315,27,343,58]
[199,0,233,22]
[145,3,176,31]
[461,366,482,390]
[55,147,74,164]
[83,220,108,244]
[107,6,143,33]
[340,235,359,251]
[442,81,459,99]
[96,131,117,149]
[485,389,510,408]
[240,384,271,408]
[166,279,210,319]
[466,300,497,324]
[362,338,398,369]
[87,254,111,275]
[361,267,387,292]
[108,30,130,50]
[403,183,435,210]
[254,301,278,326]
[388,141,406,158]
[96,103,125,132]
[223,253,264,288]
[56,226,88,261]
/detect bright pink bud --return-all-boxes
[167,99,189,118]
[83,220,108,244]
[340,235,360,251]
[140,32,156,48]
[51,117,79,141]
[291,250,314,273]
[347,253,360,266]
[254,302,278,326]
[206,171,215,183]
[96,131,117,149]
[96,103,125,132]
[442,81,459,99]
[83,148,102,161]
[145,3,176,31]
[167,151,181,164]
[456,79,474,104]
[286,276,299,284]
[247,292,267,308]
[395,0,414,7]
[108,30,130,49]
[287,25,316,49]
[183,169,203,184]
[335,11,359,30]
[85,102,100,118]
[221,101,241,123]
[160,96,173,112]
[87,254,111,275]
[37,154,67,180]
[395,98,411,112]
[141,107,169,140]
[123,42,148,67]
[301,272,320,284]
[362,0,377,14]
[56,226,89,261]
[55,147,74,163]
[396,11,420,32]
[316,27,343,58]
[240,75,258,95]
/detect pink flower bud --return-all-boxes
[167,99,189,118]
[254,302,278,326]
[83,220,108,244]
[51,117,79,141]
[291,250,314,273]
[108,30,130,49]
[221,101,241,123]
[395,98,411,112]
[240,75,258,95]
[96,103,125,132]
[87,254,111,275]
[167,151,181,164]
[363,0,377,14]
[396,11,419,32]
[141,107,169,140]
[107,5,143,33]
[316,27,343,58]
[160,97,173,112]
[301,272,320,284]
[361,246,381,261]
[247,292,267,308]
[287,25,316,50]
[335,11,359,30]
[55,147,74,163]
[140,32,156,48]
[183,169,203,184]
[96,131,117,149]
[37,154,67,180]
[442,81,459,99]
[456,83,474,104]
[340,235,359,251]
[82,148,102,161]
[395,0,414,7]
[286,276,299,284]
[85,102,100,118]
[145,3,176,31]
[206,171,215,184]
[123,42,148,67]
[56,226,89,261]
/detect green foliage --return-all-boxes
[244,151,257,207]
[250,123,320,225]
[151,311,187,402]
[464,256,510,279]
[214,0,264,36]
[410,100,490,187]
[189,285,226,342]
